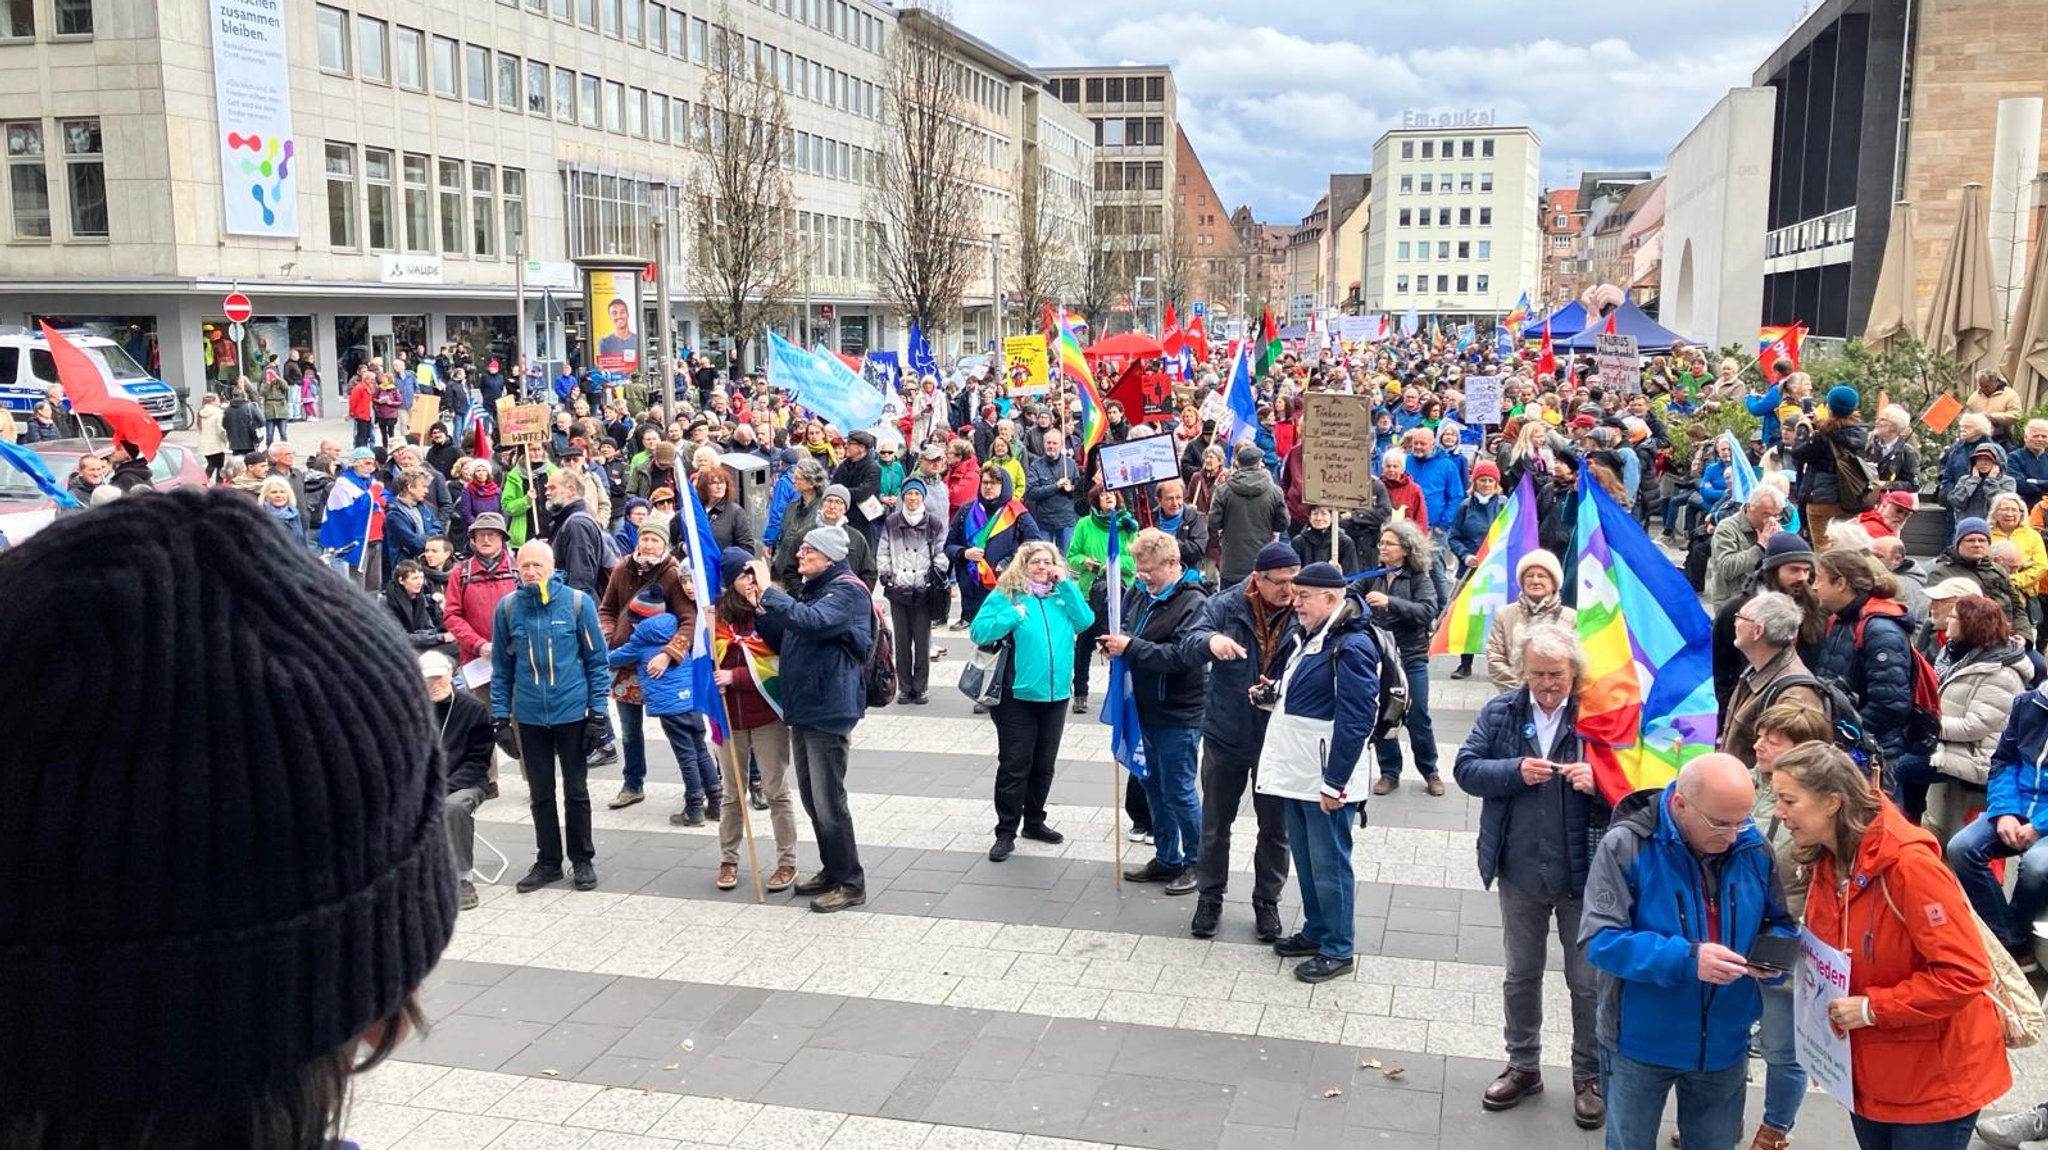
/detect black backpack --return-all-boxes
[1349,617,1409,742]
[1761,672,1887,773]
[835,574,895,708]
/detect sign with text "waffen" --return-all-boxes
[499,403,551,447]
[1301,392,1376,510]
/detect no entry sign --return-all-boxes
[222,292,253,323]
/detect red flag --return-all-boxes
[1762,321,1806,373]
[1603,310,1618,336]
[1187,315,1209,360]
[1536,319,1556,382]
[1161,302,1184,359]
[1042,302,1056,336]
[37,321,164,459]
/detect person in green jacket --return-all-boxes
[970,540,1093,863]
[498,444,553,548]
[1064,485,1137,713]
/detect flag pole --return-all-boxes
[718,687,765,903]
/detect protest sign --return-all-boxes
[1596,333,1642,394]
[407,393,441,442]
[1002,334,1050,396]
[1463,376,1503,425]
[500,403,550,447]
[1793,927,1855,1110]
[1301,392,1375,509]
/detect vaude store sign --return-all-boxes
[381,255,445,284]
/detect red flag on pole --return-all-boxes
[1603,310,1618,336]
[37,321,164,459]
[1536,319,1556,382]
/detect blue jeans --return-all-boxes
[618,699,649,791]
[658,712,721,811]
[1945,814,2048,951]
[1046,524,1073,554]
[1138,724,1201,868]
[1757,982,1805,1133]
[1848,1112,1978,1150]
[1600,1047,1748,1150]
[1374,656,1439,779]
[1284,798,1355,958]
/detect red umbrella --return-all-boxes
[1083,332,1165,359]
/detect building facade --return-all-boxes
[1660,87,1775,351]
[1361,125,1541,321]
[1170,125,1238,323]
[1284,195,1327,327]
[1323,173,1369,313]
[1042,64,1177,333]
[1538,188,1586,307]
[1229,205,1290,325]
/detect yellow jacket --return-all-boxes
[1993,523,2048,598]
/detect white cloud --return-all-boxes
[944,1,1804,219]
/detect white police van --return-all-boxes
[0,325,184,430]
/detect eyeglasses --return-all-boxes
[1689,804,1754,834]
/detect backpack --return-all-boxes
[834,574,895,708]
[1878,875,2043,1049]
[574,510,621,575]
[1851,613,1942,757]
[1831,434,1881,512]
[1762,673,1888,774]
[1354,617,1409,743]
[1684,521,1714,592]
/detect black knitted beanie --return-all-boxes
[0,489,457,1111]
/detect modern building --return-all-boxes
[1538,188,1586,307]
[1660,87,1775,351]
[1361,124,1542,322]
[1042,64,1177,332]
[1753,0,2048,338]
[0,0,914,398]
[1170,125,1238,323]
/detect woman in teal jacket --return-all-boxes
[971,540,1093,862]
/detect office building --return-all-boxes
[1042,64,1177,331]
[1362,125,1541,321]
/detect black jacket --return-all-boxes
[223,398,262,453]
[1186,581,1293,761]
[833,454,884,533]
[384,585,446,648]
[110,457,153,492]
[548,498,608,594]
[1371,563,1440,662]
[1290,527,1359,574]
[1121,570,1210,726]
[706,499,756,553]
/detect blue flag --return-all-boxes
[1099,511,1148,779]
[908,320,939,382]
[1223,343,1261,447]
[675,465,732,745]
[1401,306,1420,337]
[0,440,79,508]
[764,330,884,431]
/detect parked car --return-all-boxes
[0,440,205,542]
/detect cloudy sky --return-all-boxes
[948,0,1809,223]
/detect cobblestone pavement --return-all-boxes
[343,622,2048,1150]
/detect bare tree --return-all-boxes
[684,0,801,367]
[870,6,985,340]
[1156,215,1193,317]
[1009,147,1079,334]
[1070,178,1116,333]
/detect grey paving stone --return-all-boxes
[980,1069,1103,1138]
[867,889,945,915]
[932,881,1054,921]
[886,868,970,894]
[571,1052,662,1088]
[1216,1123,1295,1150]
[429,958,520,987]
[653,1053,783,1097]
[420,974,492,1021]
[1112,1025,1257,1086]
[649,982,749,1022]
[1020,1018,1126,1077]
[747,989,845,1028]
[755,1046,916,1114]
[962,855,1073,889]
[498,1020,631,1078]
[1224,1079,1308,1129]
[810,997,983,1058]
[569,978,683,1028]
[404,1012,547,1070]
[1342,1083,1441,1134]
[1379,929,1461,961]
[464,967,614,1025]
[713,1018,816,1063]
[592,867,669,895]
[1080,1071,1238,1150]
[607,1016,715,1061]
[954,1030,1034,1082]
[1395,906,1464,937]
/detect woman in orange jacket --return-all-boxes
[1770,742,2011,1150]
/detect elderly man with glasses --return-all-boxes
[1719,591,1826,768]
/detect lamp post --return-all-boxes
[990,231,1004,347]
[651,203,675,419]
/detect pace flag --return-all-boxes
[1429,473,1540,655]
[907,320,940,382]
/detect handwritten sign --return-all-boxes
[1793,927,1854,1110]
[1596,333,1642,394]
[500,403,550,447]
[407,393,441,443]
[1301,392,1375,509]
[1463,375,1503,426]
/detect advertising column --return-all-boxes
[587,269,641,373]
[209,0,298,236]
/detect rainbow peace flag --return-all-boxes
[963,498,1024,587]
[1429,473,1540,655]
[1574,461,1718,803]
[1051,313,1108,459]
[713,623,782,720]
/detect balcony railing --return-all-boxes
[1766,205,1856,259]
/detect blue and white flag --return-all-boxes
[907,320,939,382]
[675,468,732,745]
[1401,306,1421,337]
[0,440,79,508]
[1100,511,1148,780]
[764,330,884,431]
[317,470,380,563]
[1222,343,1261,448]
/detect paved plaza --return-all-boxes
[341,630,2048,1150]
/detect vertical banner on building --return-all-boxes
[588,270,641,372]
[209,0,298,236]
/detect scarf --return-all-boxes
[962,497,1024,588]
[714,619,783,718]
[467,478,501,499]
[1247,589,1291,666]
[1156,508,1185,536]
[902,505,926,527]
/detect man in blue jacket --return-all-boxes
[1023,428,1081,553]
[1402,427,1466,581]
[1452,623,1605,1128]
[747,523,874,914]
[1577,754,1797,1150]
[1183,541,1300,942]
[1947,682,2048,964]
[491,540,612,894]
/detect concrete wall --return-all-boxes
[1662,87,1774,350]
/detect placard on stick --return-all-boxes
[1595,333,1641,394]
[500,403,550,447]
[1462,376,1503,426]
[1301,392,1374,509]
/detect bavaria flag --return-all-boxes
[675,469,732,745]
[1100,512,1148,779]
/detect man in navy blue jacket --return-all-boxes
[1452,623,1605,1128]
[1578,754,1796,1150]
[748,523,874,914]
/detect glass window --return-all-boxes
[668,8,684,55]
[1102,119,1123,147]
[60,118,105,238]
[363,147,393,249]
[647,4,663,50]
[675,98,692,146]
[624,0,643,42]
[526,59,548,114]
[1400,139,1413,160]
[464,44,490,103]
[1397,241,1409,261]
[1437,275,1449,293]
[502,169,525,258]
[1477,240,1491,260]
[1480,172,1494,192]
[602,0,620,36]
[1420,140,1432,159]
[605,80,625,132]
[4,121,49,239]
[555,67,575,122]
[395,26,423,89]
[1441,138,1453,156]
[431,35,458,97]
[1,0,32,36]
[1437,208,1450,226]
[1445,241,1456,259]
[324,142,357,248]
[1105,76,1123,102]
[1482,138,1495,157]
[1395,276,1408,294]
[470,163,495,256]
[650,93,668,142]
[317,5,349,73]
[356,17,387,82]
[402,153,430,252]
[497,53,520,109]
[438,158,463,254]
[576,0,595,29]
[1477,274,1490,292]
[690,17,706,61]
[1418,175,1431,194]
[1398,175,1411,194]
[1415,210,1427,228]
[626,87,645,137]
[578,74,599,128]
[1461,139,1473,158]
[1479,207,1492,226]
[552,0,568,18]
[1456,275,1469,293]
[1397,208,1410,227]
[1459,173,1472,193]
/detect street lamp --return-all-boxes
[990,231,1004,345]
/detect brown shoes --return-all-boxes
[1572,1077,1605,1129]
[1745,1125,1789,1150]
[715,862,739,890]
[1424,776,1446,796]
[1372,776,1398,796]
[766,865,798,892]
[1481,1066,1543,1111]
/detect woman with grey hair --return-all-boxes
[1368,516,1443,795]
[771,456,830,586]
[1719,590,1825,767]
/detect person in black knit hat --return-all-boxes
[0,488,455,1148]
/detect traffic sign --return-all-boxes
[222,292,253,323]
[228,322,246,341]
[1190,302,1206,317]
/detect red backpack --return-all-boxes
[1851,599,1941,756]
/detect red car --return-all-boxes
[0,438,206,543]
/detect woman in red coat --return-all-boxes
[347,370,375,449]
[1770,742,2011,1150]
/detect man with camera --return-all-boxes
[1452,623,1606,1128]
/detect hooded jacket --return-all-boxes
[1210,467,1290,584]
[1255,590,1380,802]
[488,572,610,726]
[1578,786,1797,1072]
[1445,491,1501,565]
[1186,580,1295,762]
[1369,558,1440,663]
[757,559,874,735]
[969,578,1093,703]
[944,470,1044,589]
[1927,547,2030,640]
[1120,568,1210,726]
[877,495,949,602]
[444,549,518,663]
[1065,506,1137,598]
[1931,637,2031,784]
[606,613,701,717]
[1989,684,2048,832]
[1023,450,1082,531]
[1404,443,1467,529]
[1803,802,2011,1123]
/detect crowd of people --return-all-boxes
[14,324,2048,1150]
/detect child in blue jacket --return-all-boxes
[607,584,723,824]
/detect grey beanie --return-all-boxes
[823,483,852,507]
[803,523,851,562]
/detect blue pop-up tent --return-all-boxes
[1560,301,1696,354]
[1520,300,1588,341]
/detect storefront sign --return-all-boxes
[523,260,577,290]
[209,0,298,237]
[1301,392,1375,509]
[381,255,444,285]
